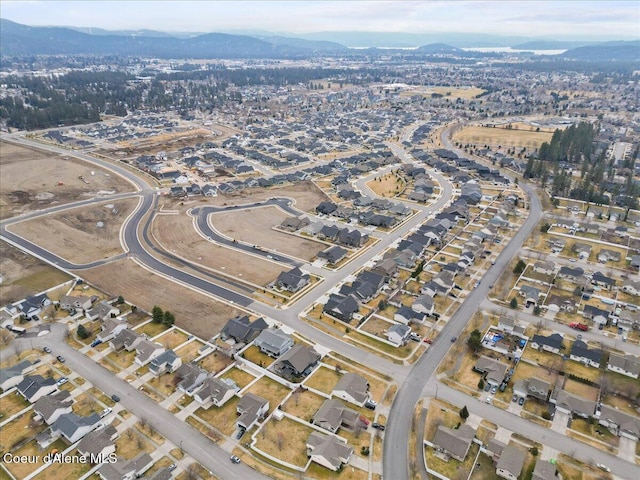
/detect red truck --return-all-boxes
[569,322,589,331]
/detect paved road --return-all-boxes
[15,324,268,480]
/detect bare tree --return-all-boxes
[12,342,23,360]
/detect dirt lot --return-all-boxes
[211,205,326,261]
[8,198,138,264]
[75,259,243,339]
[400,86,486,99]
[453,125,553,149]
[0,141,134,219]
[0,242,72,304]
[152,212,282,286]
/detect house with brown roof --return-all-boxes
[432,424,476,462]
[306,432,353,471]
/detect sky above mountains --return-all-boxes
[3,1,639,40]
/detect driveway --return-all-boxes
[551,410,570,434]
[618,436,637,462]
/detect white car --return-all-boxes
[56,377,68,386]
[485,396,492,404]
[100,407,112,418]
[596,463,610,472]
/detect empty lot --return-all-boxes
[453,125,553,149]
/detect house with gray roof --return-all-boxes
[607,353,640,379]
[474,356,508,387]
[519,285,541,307]
[97,453,153,480]
[530,333,564,354]
[513,378,550,402]
[0,359,34,391]
[51,412,101,443]
[496,445,526,480]
[312,398,363,434]
[18,293,51,319]
[59,295,93,312]
[432,424,476,462]
[236,393,269,430]
[17,375,57,403]
[148,349,182,376]
[77,425,117,459]
[220,315,268,344]
[552,389,596,418]
[323,293,359,323]
[386,324,411,346]
[108,329,141,352]
[33,390,73,424]
[175,363,208,395]
[306,432,353,471]
[273,344,320,379]
[394,306,426,325]
[318,246,348,265]
[332,372,370,407]
[569,340,602,368]
[96,319,128,343]
[532,261,555,275]
[532,459,557,480]
[275,267,310,293]
[86,301,120,321]
[411,295,435,316]
[598,405,640,440]
[194,377,239,409]
[133,339,165,367]
[254,328,294,358]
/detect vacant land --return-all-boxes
[0,141,133,219]
[76,259,243,339]
[453,125,553,149]
[212,206,326,261]
[401,86,486,99]
[367,173,404,198]
[9,198,138,264]
[0,242,72,304]
[153,211,282,286]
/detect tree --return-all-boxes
[116,295,125,305]
[77,324,90,339]
[467,329,482,351]
[510,297,518,309]
[478,378,485,390]
[533,306,542,316]
[540,223,550,233]
[513,259,526,275]
[151,306,164,323]
[459,406,469,420]
[163,311,175,326]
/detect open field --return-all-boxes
[0,141,134,219]
[366,173,403,198]
[0,242,72,304]
[400,86,486,99]
[75,259,243,339]
[8,198,138,264]
[211,206,326,261]
[453,125,553,149]
[153,211,282,286]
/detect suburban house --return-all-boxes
[394,306,426,325]
[318,246,348,265]
[59,295,94,312]
[220,315,268,344]
[386,324,412,346]
[17,375,58,402]
[148,350,182,376]
[132,339,165,367]
[97,453,153,480]
[96,319,129,344]
[621,280,640,296]
[432,424,476,462]
[532,261,555,275]
[411,295,435,316]
[275,267,310,293]
[598,405,640,440]
[572,243,592,259]
[323,293,360,323]
[530,333,564,354]
[306,432,353,471]
[553,390,596,418]
[273,344,321,379]
[332,372,370,407]
[591,271,616,291]
[519,285,541,307]
[175,363,208,395]
[51,412,101,443]
[33,390,73,424]
[496,445,526,480]
[108,328,141,352]
[193,377,239,409]
[606,353,640,379]
[532,459,558,480]
[513,378,551,402]
[557,266,584,282]
[569,340,602,368]
[254,329,294,358]
[236,393,269,430]
[474,356,509,387]
[18,293,51,319]
[86,301,120,321]
[280,216,310,232]
[483,438,506,463]
[0,359,35,391]
[312,399,364,434]
[77,425,117,460]
[597,249,621,263]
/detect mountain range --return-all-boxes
[1,19,638,62]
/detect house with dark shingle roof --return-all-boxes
[77,425,117,459]
[51,412,101,443]
[532,459,557,480]
[569,340,602,368]
[607,353,640,379]
[312,398,363,433]
[273,344,320,379]
[332,372,370,407]
[17,375,57,403]
[306,432,353,471]
[552,389,596,418]
[236,393,269,430]
[433,424,476,462]
[530,333,564,354]
[0,359,34,391]
[148,349,182,376]
[220,315,268,344]
[496,445,526,480]
[323,293,359,323]
[275,267,310,293]
[318,246,348,265]
[33,390,73,424]
[474,356,508,387]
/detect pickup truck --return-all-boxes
[569,322,589,331]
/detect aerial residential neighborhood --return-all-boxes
[0,3,639,480]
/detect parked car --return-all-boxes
[596,463,610,472]
[43,346,52,353]
[101,407,112,418]
[168,464,177,472]
[490,385,498,394]
[484,383,491,392]
[230,455,241,464]
[372,423,386,431]
[364,400,377,410]
[518,397,525,406]
[56,355,65,363]
[512,394,518,403]
[485,396,492,404]
[236,428,245,440]
[90,339,103,347]
[111,394,120,403]
[409,333,421,342]
[56,377,68,386]
[423,338,433,344]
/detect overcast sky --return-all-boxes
[3,1,639,39]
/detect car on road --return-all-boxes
[423,338,432,344]
[485,396,492,404]
[101,407,112,418]
[372,423,386,431]
[56,355,65,363]
[111,394,120,403]
[512,394,518,402]
[596,463,610,472]
[266,254,273,259]
[518,397,525,406]
[450,336,457,343]
[474,281,480,288]
[230,455,241,464]
[43,346,52,353]
[56,377,68,386]
[489,283,494,289]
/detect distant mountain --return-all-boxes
[0,19,313,58]
[511,40,591,50]
[415,43,462,54]
[70,27,175,38]
[255,35,348,53]
[561,40,640,61]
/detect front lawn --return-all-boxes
[246,377,291,414]
[253,417,314,468]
